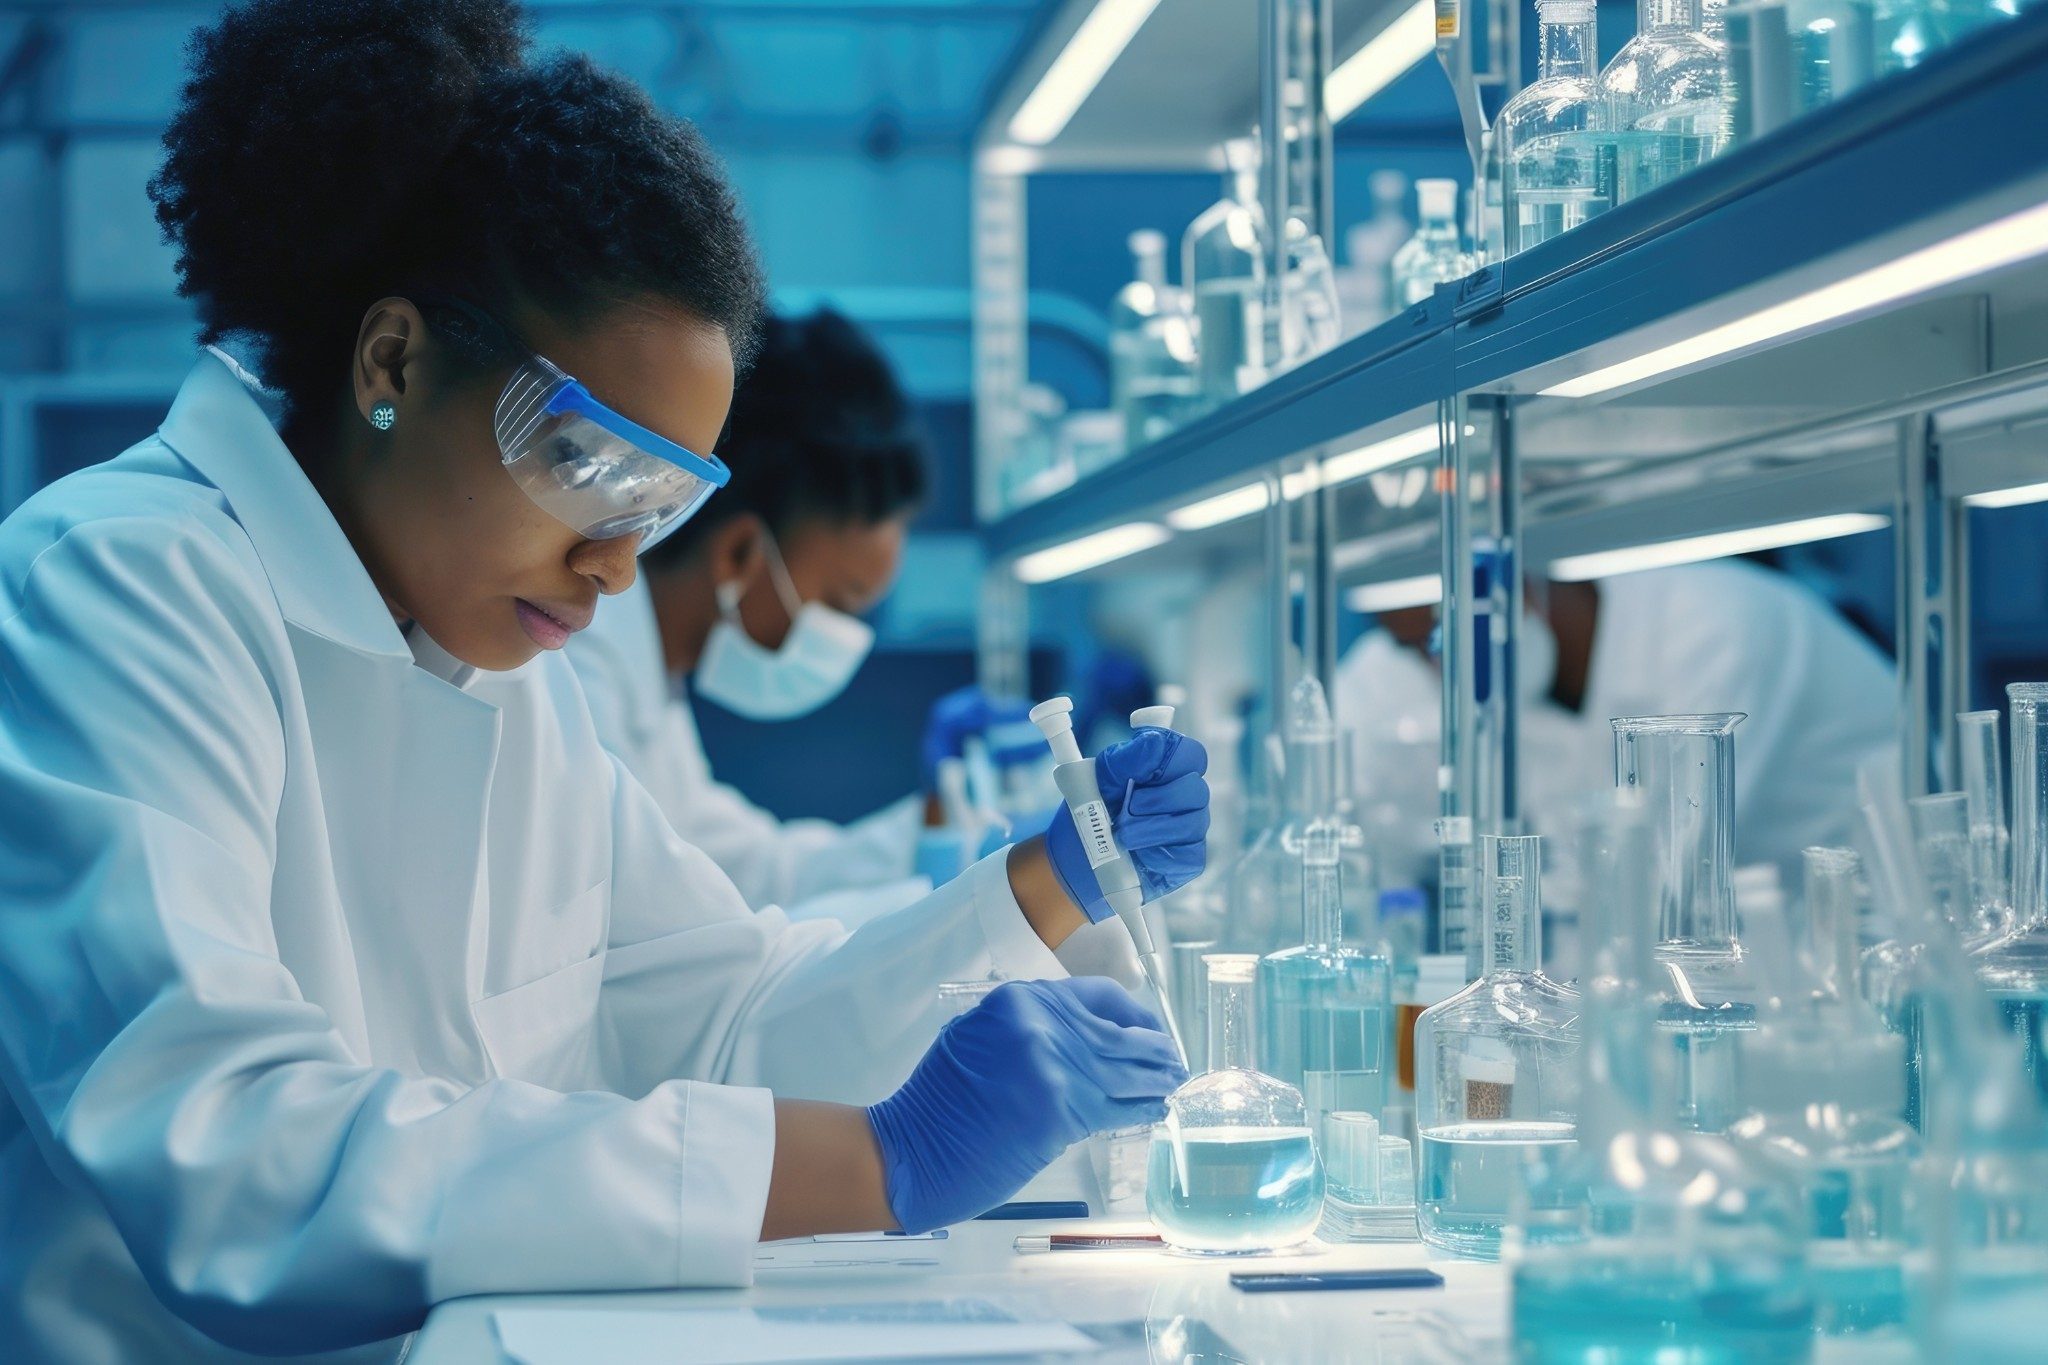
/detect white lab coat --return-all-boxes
[1334,561,1899,886]
[0,353,1066,1364]
[567,575,923,911]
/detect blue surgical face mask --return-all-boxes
[694,531,876,721]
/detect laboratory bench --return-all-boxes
[409,1208,1923,1364]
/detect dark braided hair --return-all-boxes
[149,0,765,453]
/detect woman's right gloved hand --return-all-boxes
[866,978,1187,1234]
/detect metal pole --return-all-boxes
[1896,413,1960,796]
[1437,395,1476,967]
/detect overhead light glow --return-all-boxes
[1326,0,1435,121]
[1008,0,1164,146]
[1963,479,2048,510]
[1322,424,1440,485]
[1348,574,1444,613]
[1542,200,2048,399]
[1013,522,1171,583]
[1548,512,1890,582]
[1168,482,1270,530]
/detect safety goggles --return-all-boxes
[419,295,729,553]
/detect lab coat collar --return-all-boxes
[158,351,412,663]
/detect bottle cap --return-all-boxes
[1416,179,1459,220]
[1540,0,1596,23]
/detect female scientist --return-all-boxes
[567,308,1012,910]
[0,2,1204,1360]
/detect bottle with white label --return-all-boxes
[1414,834,1581,1260]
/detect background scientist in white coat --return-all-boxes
[1337,559,1899,890]
[0,3,1206,1360]
[567,307,1016,913]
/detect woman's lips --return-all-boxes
[515,599,583,650]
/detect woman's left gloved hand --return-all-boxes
[1044,727,1209,924]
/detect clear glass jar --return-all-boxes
[1499,0,1611,255]
[1182,138,1267,411]
[1388,179,1476,308]
[1148,954,1326,1254]
[1108,228,1198,452]
[1598,0,1729,203]
[1414,835,1580,1260]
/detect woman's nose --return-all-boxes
[569,531,641,596]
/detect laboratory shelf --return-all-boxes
[983,7,2048,571]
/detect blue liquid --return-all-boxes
[1146,1126,1325,1254]
[1657,1001,1757,1132]
[1257,948,1391,1142]
[1513,1252,1814,1363]
[1807,1247,1906,1335]
[1996,993,2047,1104]
[1418,1121,1577,1261]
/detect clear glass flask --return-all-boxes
[1389,179,1475,309]
[1258,819,1393,1147]
[1225,679,1345,955]
[1414,835,1580,1260]
[1971,683,2048,1105]
[1731,846,1918,1335]
[1599,0,1730,203]
[1182,138,1267,412]
[1109,229,1198,452]
[1511,795,1815,1362]
[1615,713,1760,1132]
[1338,169,1412,335]
[1148,954,1326,1254]
[1279,217,1342,370]
[1499,0,1611,255]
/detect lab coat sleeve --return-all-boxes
[0,515,771,1356]
[598,759,1067,1105]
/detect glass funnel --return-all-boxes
[1598,0,1729,204]
[1615,713,1760,1132]
[1511,795,1814,1362]
[1971,683,2048,1104]
[1413,835,1581,1260]
[1730,847,1918,1335]
[1148,954,1326,1254]
[1258,818,1393,1148]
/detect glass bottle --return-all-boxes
[1971,683,2048,1104]
[1731,847,1918,1335]
[1148,954,1326,1254]
[1388,179,1475,309]
[1598,0,1730,204]
[1615,713,1760,1132]
[1337,169,1411,335]
[1279,217,1342,370]
[1109,229,1198,453]
[1182,138,1267,411]
[1258,819,1394,1147]
[1499,0,1611,256]
[1225,679,1343,955]
[1414,835,1580,1260]
[1511,796,1815,1359]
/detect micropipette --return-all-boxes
[1029,696,1190,1063]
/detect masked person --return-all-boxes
[0,4,1208,1360]
[567,310,1018,912]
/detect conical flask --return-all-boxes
[1148,954,1326,1254]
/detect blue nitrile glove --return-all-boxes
[867,978,1187,1233]
[922,685,1032,792]
[1044,727,1210,924]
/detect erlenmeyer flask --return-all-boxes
[1148,954,1326,1254]
[1615,713,1760,1132]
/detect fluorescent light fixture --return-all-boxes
[1348,574,1444,613]
[1548,512,1890,582]
[1168,482,1270,530]
[1013,522,1171,583]
[1964,479,2048,510]
[1323,424,1440,485]
[1326,0,1435,120]
[1543,200,2048,400]
[1008,0,1164,146]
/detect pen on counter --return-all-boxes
[975,1200,1091,1221]
[1014,1233,1165,1252]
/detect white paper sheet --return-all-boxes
[492,1300,1098,1364]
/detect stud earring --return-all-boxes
[369,402,397,432]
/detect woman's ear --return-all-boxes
[352,298,426,431]
[708,513,767,606]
